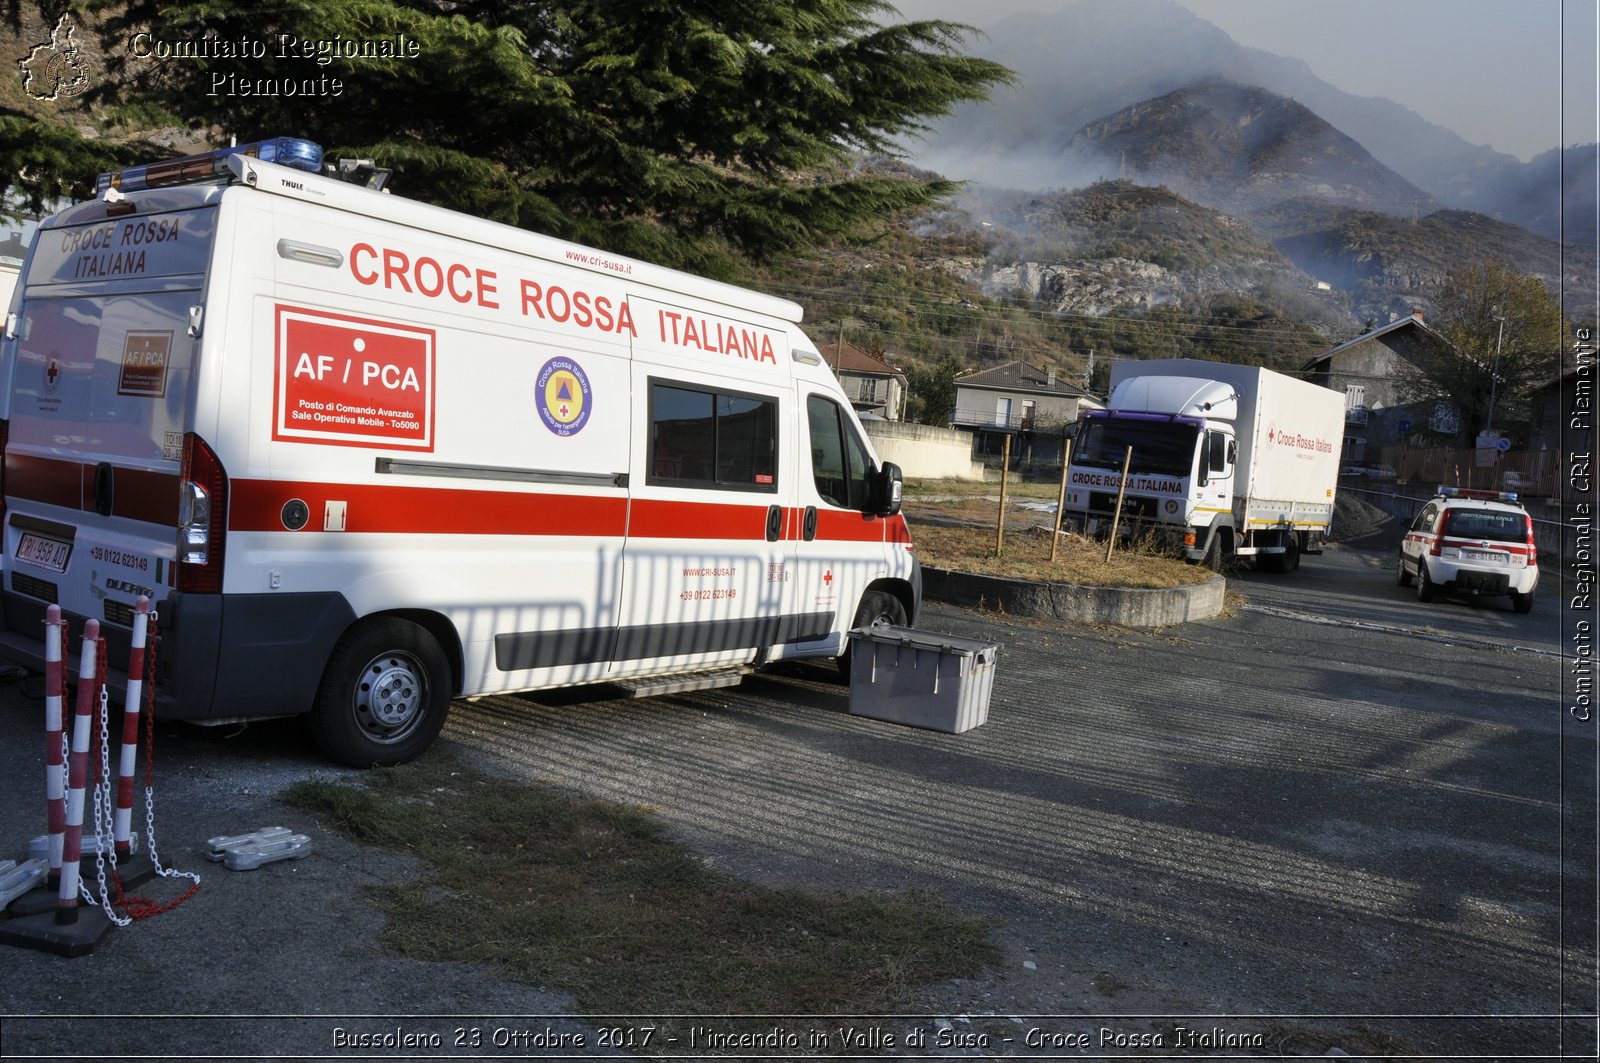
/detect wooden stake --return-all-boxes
[1104,445,1132,564]
[995,434,1011,558]
[1050,439,1072,563]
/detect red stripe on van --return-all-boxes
[112,468,180,525]
[5,454,83,510]
[812,508,888,543]
[228,479,630,536]
[227,479,906,547]
[628,497,771,540]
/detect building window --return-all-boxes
[858,377,879,403]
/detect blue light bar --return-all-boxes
[96,137,324,194]
[1437,485,1521,503]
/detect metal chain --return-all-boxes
[88,639,131,927]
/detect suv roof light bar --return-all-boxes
[1437,486,1520,503]
[96,137,324,195]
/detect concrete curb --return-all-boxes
[922,566,1226,627]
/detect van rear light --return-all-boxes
[177,433,228,593]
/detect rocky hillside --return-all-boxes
[1256,198,1597,322]
[931,180,1349,327]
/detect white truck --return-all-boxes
[0,137,919,766]
[1062,358,1343,571]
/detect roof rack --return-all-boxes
[95,137,323,195]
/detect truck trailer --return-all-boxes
[1062,359,1343,571]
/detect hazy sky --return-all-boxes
[895,0,1598,162]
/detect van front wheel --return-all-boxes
[837,589,908,681]
[312,618,451,767]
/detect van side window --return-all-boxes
[807,395,870,509]
[1207,430,1229,474]
[649,381,777,491]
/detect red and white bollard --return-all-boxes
[0,619,116,955]
[42,605,66,888]
[115,597,151,858]
[103,596,157,893]
[57,620,101,924]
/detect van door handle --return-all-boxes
[94,462,114,517]
[765,504,783,542]
[803,506,818,542]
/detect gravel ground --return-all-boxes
[0,547,1586,1062]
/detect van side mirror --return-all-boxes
[869,462,903,517]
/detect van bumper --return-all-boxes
[0,589,354,721]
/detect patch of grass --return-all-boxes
[284,758,997,1020]
[901,477,1214,588]
[910,520,1210,588]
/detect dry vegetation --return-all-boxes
[902,477,1215,588]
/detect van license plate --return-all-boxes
[16,532,71,573]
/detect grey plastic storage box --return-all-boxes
[847,625,998,733]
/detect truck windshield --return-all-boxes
[1075,418,1198,477]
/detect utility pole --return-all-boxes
[1487,314,1505,431]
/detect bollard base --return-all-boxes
[109,853,157,891]
[6,884,61,918]
[0,906,114,957]
[5,853,153,918]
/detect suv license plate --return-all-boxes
[16,532,72,573]
[1464,549,1507,564]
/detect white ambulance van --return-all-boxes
[0,137,919,765]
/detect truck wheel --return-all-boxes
[1202,533,1223,572]
[1395,552,1414,587]
[1282,535,1300,572]
[312,618,451,767]
[837,589,908,681]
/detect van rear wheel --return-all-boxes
[312,618,451,767]
[837,589,908,681]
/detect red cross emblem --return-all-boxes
[823,569,833,587]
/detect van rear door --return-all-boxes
[3,199,217,645]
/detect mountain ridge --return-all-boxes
[919,0,1590,244]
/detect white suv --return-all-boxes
[1396,488,1539,613]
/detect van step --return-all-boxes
[610,668,750,699]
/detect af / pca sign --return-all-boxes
[273,304,436,451]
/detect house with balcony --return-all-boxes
[826,340,907,421]
[950,360,1102,463]
[1301,310,1459,460]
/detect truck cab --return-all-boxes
[1065,376,1238,565]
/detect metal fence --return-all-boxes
[1371,443,1565,499]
